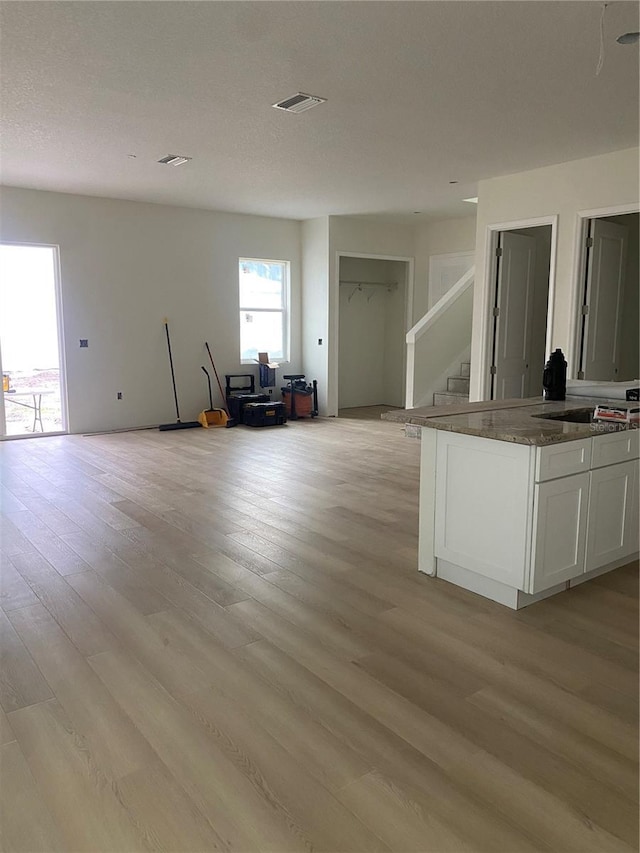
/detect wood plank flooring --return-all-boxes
[0,416,638,853]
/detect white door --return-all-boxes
[493,232,536,400]
[530,472,590,593]
[581,219,628,380]
[586,460,638,572]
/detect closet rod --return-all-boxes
[338,280,398,287]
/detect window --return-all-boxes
[239,258,289,362]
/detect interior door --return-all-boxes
[492,232,536,399]
[580,218,628,380]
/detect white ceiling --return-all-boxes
[1,1,638,222]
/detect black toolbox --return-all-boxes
[225,374,269,424]
[243,401,287,427]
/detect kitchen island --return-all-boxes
[383,398,639,608]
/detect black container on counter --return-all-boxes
[543,348,567,401]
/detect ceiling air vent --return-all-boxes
[157,155,192,166]
[272,93,326,113]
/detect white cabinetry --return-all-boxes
[629,460,640,556]
[434,432,532,589]
[591,429,639,468]
[535,438,591,482]
[530,473,589,593]
[427,427,639,608]
[586,460,639,572]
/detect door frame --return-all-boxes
[330,251,414,415]
[481,215,558,401]
[0,241,69,440]
[570,203,639,379]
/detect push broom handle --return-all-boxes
[164,320,182,422]
[201,366,214,410]
[205,342,230,416]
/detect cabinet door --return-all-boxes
[530,473,589,594]
[434,432,533,589]
[629,459,640,556]
[586,460,639,572]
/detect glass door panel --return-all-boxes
[0,244,67,437]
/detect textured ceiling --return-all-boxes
[1,1,638,221]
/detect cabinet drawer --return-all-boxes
[591,430,640,469]
[535,438,592,482]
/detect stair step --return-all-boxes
[460,362,471,378]
[433,391,470,406]
[447,376,470,394]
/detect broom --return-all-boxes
[159,319,201,431]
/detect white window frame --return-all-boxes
[239,257,290,364]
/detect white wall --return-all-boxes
[470,147,640,401]
[0,187,302,433]
[301,217,330,412]
[383,260,409,408]
[328,216,416,415]
[337,257,406,409]
[338,282,386,409]
[413,215,477,323]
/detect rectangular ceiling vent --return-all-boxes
[272,93,326,113]
[157,155,192,166]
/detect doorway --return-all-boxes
[488,223,554,400]
[337,255,410,414]
[575,212,639,381]
[0,244,67,438]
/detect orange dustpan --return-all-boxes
[199,366,229,428]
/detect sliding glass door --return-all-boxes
[0,244,67,438]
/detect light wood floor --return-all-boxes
[338,406,397,421]
[0,416,638,853]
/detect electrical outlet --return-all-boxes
[318,338,323,345]
[117,392,123,400]
[80,339,88,348]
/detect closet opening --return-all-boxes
[337,254,411,418]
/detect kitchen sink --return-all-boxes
[532,407,595,424]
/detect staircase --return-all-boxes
[433,362,470,406]
[405,266,474,410]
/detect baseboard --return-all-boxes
[434,554,638,609]
[436,560,522,608]
[570,553,639,586]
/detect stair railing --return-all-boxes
[405,266,474,409]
